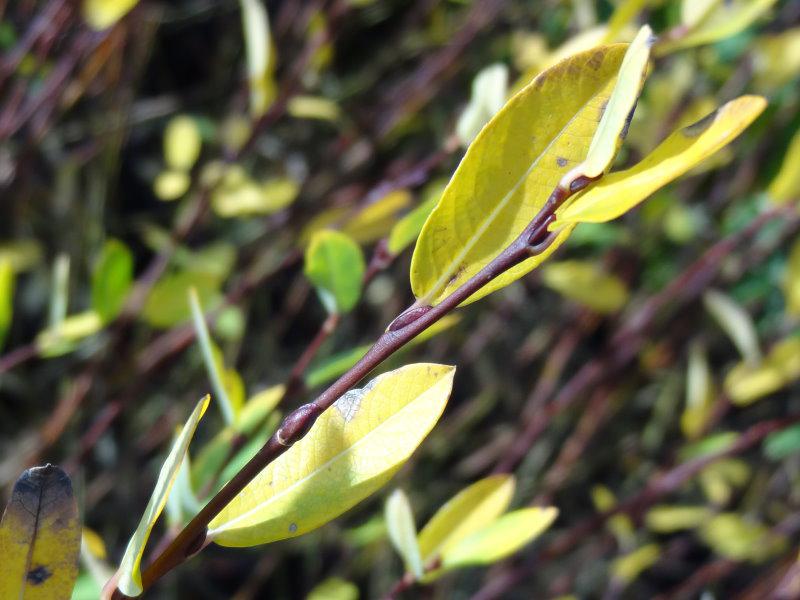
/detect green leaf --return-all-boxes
[36,311,104,357]
[141,271,222,328]
[207,364,455,547]
[645,505,712,533]
[342,190,413,245]
[91,239,133,322]
[304,230,365,314]
[164,115,202,171]
[784,238,800,316]
[768,127,800,204]
[660,0,778,54]
[679,431,738,461]
[189,288,237,425]
[703,289,761,363]
[764,423,800,460]
[116,396,210,597]
[681,342,715,440]
[307,577,359,600]
[556,96,767,225]
[0,465,81,599]
[240,0,276,116]
[417,474,515,562]
[412,45,632,306]
[385,490,423,579]
[439,507,557,570]
[578,25,653,179]
[0,258,14,350]
[541,260,629,313]
[611,544,661,583]
[456,63,509,147]
[387,181,445,256]
[306,345,372,389]
[699,513,786,562]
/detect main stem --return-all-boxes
[128,178,588,596]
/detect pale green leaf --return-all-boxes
[116,396,210,597]
[164,115,202,171]
[556,96,767,224]
[304,230,365,314]
[784,238,800,316]
[660,0,778,54]
[153,170,191,201]
[456,63,509,147]
[681,342,715,440]
[307,577,359,600]
[645,505,712,533]
[91,239,133,322]
[611,544,660,583]
[412,45,630,307]
[240,0,276,116]
[288,96,341,122]
[418,474,515,563]
[604,0,651,42]
[387,181,446,255]
[385,490,423,579]
[703,289,761,363]
[141,270,222,328]
[578,25,653,179]
[208,364,455,547]
[681,0,720,28]
[768,128,800,204]
[699,513,786,563]
[343,190,413,244]
[0,258,14,350]
[541,260,629,313]
[189,288,237,424]
[724,337,800,405]
[83,0,139,30]
[439,507,557,570]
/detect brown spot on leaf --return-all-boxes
[556,157,568,167]
[27,566,51,585]
[587,49,606,71]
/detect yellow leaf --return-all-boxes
[699,513,786,563]
[753,28,800,90]
[590,485,634,545]
[82,527,107,561]
[116,396,210,597]
[417,474,515,562]
[153,170,191,201]
[724,337,800,405]
[681,343,715,440]
[412,45,630,307]
[385,490,423,578]
[604,0,651,42]
[556,96,766,225]
[387,181,446,255]
[83,0,139,30]
[342,189,413,244]
[645,505,712,533]
[703,289,761,363]
[0,258,14,350]
[307,577,359,600]
[438,507,557,570]
[611,544,660,583]
[783,239,800,316]
[659,0,778,55]
[578,25,654,179]
[240,0,276,117]
[0,465,81,599]
[164,115,202,171]
[541,260,629,313]
[768,128,800,204]
[288,96,341,122]
[208,364,455,547]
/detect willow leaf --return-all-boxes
[411,45,629,306]
[208,364,455,547]
[0,465,81,599]
[556,96,766,224]
[417,474,515,562]
[116,396,210,597]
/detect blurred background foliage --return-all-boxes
[2,0,800,598]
